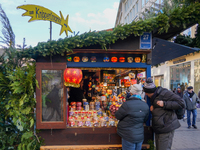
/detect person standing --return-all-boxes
[175,87,183,98]
[115,84,149,150]
[198,89,200,108]
[183,86,200,129]
[143,78,185,150]
[45,82,63,121]
[175,86,186,120]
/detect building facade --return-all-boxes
[151,52,200,94]
[115,0,199,93]
[115,0,164,27]
[115,0,197,37]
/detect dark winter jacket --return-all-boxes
[183,91,200,110]
[115,97,149,144]
[151,87,185,134]
[46,86,60,108]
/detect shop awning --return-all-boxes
[152,37,199,66]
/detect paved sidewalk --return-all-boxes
[171,108,200,150]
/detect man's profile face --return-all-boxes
[145,93,154,98]
[188,89,193,93]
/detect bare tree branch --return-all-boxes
[0,4,15,48]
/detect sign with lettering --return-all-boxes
[17,5,73,36]
[173,58,186,64]
[140,32,152,49]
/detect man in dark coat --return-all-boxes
[183,86,199,129]
[115,84,149,150]
[175,86,183,98]
[143,78,185,150]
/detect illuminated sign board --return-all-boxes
[17,4,73,36]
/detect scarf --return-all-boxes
[188,91,194,98]
[130,94,142,100]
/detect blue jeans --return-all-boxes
[122,138,143,150]
[187,109,197,126]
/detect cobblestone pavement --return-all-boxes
[171,108,200,150]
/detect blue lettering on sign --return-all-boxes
[35,7,39,18]
[34,7,61,24]
[140,32,152,49]
[64,24,68,27]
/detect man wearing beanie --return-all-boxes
[183,86,199,129]
[115,84,149,150]
[175,87,183,98]
[143,78,185,150]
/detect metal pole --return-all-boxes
[50,21,52,41]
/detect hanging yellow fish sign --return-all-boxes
[17,5,73,36]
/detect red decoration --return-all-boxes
[121,79,129,85]
[64,68,83,88]
[131,79,137,85]
[119,57,125,62]
[111,57,118,63]
[125,81,131,87]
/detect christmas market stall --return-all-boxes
[36,32,153,149]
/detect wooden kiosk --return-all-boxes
[36,33,153,150]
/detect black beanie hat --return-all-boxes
[143,77,157,93]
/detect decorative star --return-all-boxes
[59,11,73,36]
[67,70,70,74]
[73,70,77,75]
[72,78,77,82]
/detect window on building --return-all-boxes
[36,63,67,129]
[154,0,160,9]
[146,0,149,3]
[127,14,129,23]
[130,9,132,22]
[136,2,138,13]
[128,0,130,7]
[170,62,191,92]
[133,6,135,18]
[194,59,200,94]
[142,0,145,7]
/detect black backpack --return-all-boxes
[175,107,185,119]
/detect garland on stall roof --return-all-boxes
[18,2,200,59]
[1,2,200,150]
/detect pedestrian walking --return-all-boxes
[115,84,149,150]
[183,86,200,129]
[198,89,200,108]
[175,86,183,98]
[175,86,186,121]
[143,78,185,150]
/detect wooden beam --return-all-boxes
[68,49,151,55]
[40,144,150,150]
